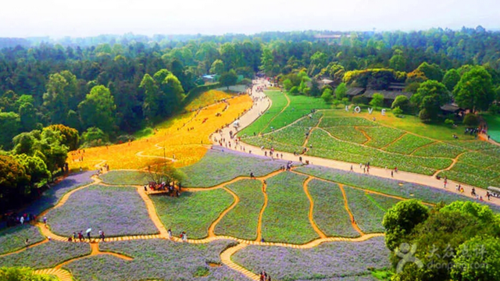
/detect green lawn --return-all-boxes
[239,90,289,136]
[150,189,234,239]
[307,179,360,237]
[262,172,319,244]
[343,187,387,233]
[214,179,264,240]
[483,113,500,142]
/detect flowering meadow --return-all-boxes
[68,94,252,171]
[215,179,264,240]
[46,185,158,237]
[64,239,248,281]
[0,241,90,269]
[99,170,150,185]
[0,225,45,255]
[151,189,234,239]
[262,172,319,244]
[232,236,390,280]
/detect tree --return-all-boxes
[14,154,50,186]
[0,155,30,210]
[389,50,407,71]
[382,199,429,251]
[391,95,411,112]
[442,69,460,91]
[78,85,116,133]
[309,79,321,97]
[82,127,108,146]
[0,112,21,149]
[369,93,384,107]
[283,79,293,91]
[321,87,333,103]
[452,236,500,281]
[335,83,347,100]
[219,70,238,91]
[19,102,37,132]
[46,124,79,151]
[42,71,77,124]
[453,66,495,112]
[260,46,275,76]
[210,59,224,75]
[140,74,161,120]
[463,113,479,127]
[411,80,450,119]
[417,62,444,81]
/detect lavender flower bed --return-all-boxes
[0,241,90,269]
[46,185,158,237]
[307,180,359,237]
[343,187,386,233]
[0,224,45,254]
[262,172,319,244]
[100,170,150,185]
[215,179,264,240]
[296,165,500,213]
[64,239,248,281]
[232,236,390,280]
[23,171,95,216]
[151,189,233,239]
[180,148,293,187]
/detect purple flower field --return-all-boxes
[23,171,95,216]
[64,239,248,281]
[232,236,390,280]
[180,148,296,187]
[46,185,158,237]
[0,241,90,269]
[0,224,45,254]
[296,165,500,213]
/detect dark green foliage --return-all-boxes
[463,113,479,126]
[0,267,57,281]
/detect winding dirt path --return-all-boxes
[208,187,240,237]
[303,177,327,238]
[256,181,268,242]
[338,184,364,235]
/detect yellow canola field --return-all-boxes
[185,90,232,111]
[68,94,252,171]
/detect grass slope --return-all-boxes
[151,189,234,239]
[215,179,264,240]
[261,172,319,244]
[307,179,360,237]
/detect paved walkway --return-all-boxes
[213,79,500,207]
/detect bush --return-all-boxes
[418,108,431,122]
[489,103,500,115]
[369,93,384,108]
[463,113,479,127]
[81,127,109,147]
[391,95,410,112]
[392,106,403,115]
[445,119,455,126]
[289,86,299,95]
[352,95,368,105]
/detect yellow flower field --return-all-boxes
[185,90,232,111]
[68,94,252,171]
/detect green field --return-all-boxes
[261,172,319,244]
[215,180,264,240]
[240,90,500,188]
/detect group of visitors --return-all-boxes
[4,213,36,227]
[69,229,104,242]
[259,271,272,281]
[167,229,187,242]
[144,182,181,197]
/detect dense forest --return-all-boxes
[1,26,500,210]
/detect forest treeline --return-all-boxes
[1,26,500,209]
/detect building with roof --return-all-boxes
[362,89,413,107]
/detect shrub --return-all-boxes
[444,119,455,126]
[489,103,500,115]
[418,108,431,122]
[391,95,410,112]
[392,106,403,115]
[289,86,299,95]
[463,113,479,127]
[352,95,368,105]
[369,93,384,108]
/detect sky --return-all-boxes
[0,0,498,38]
